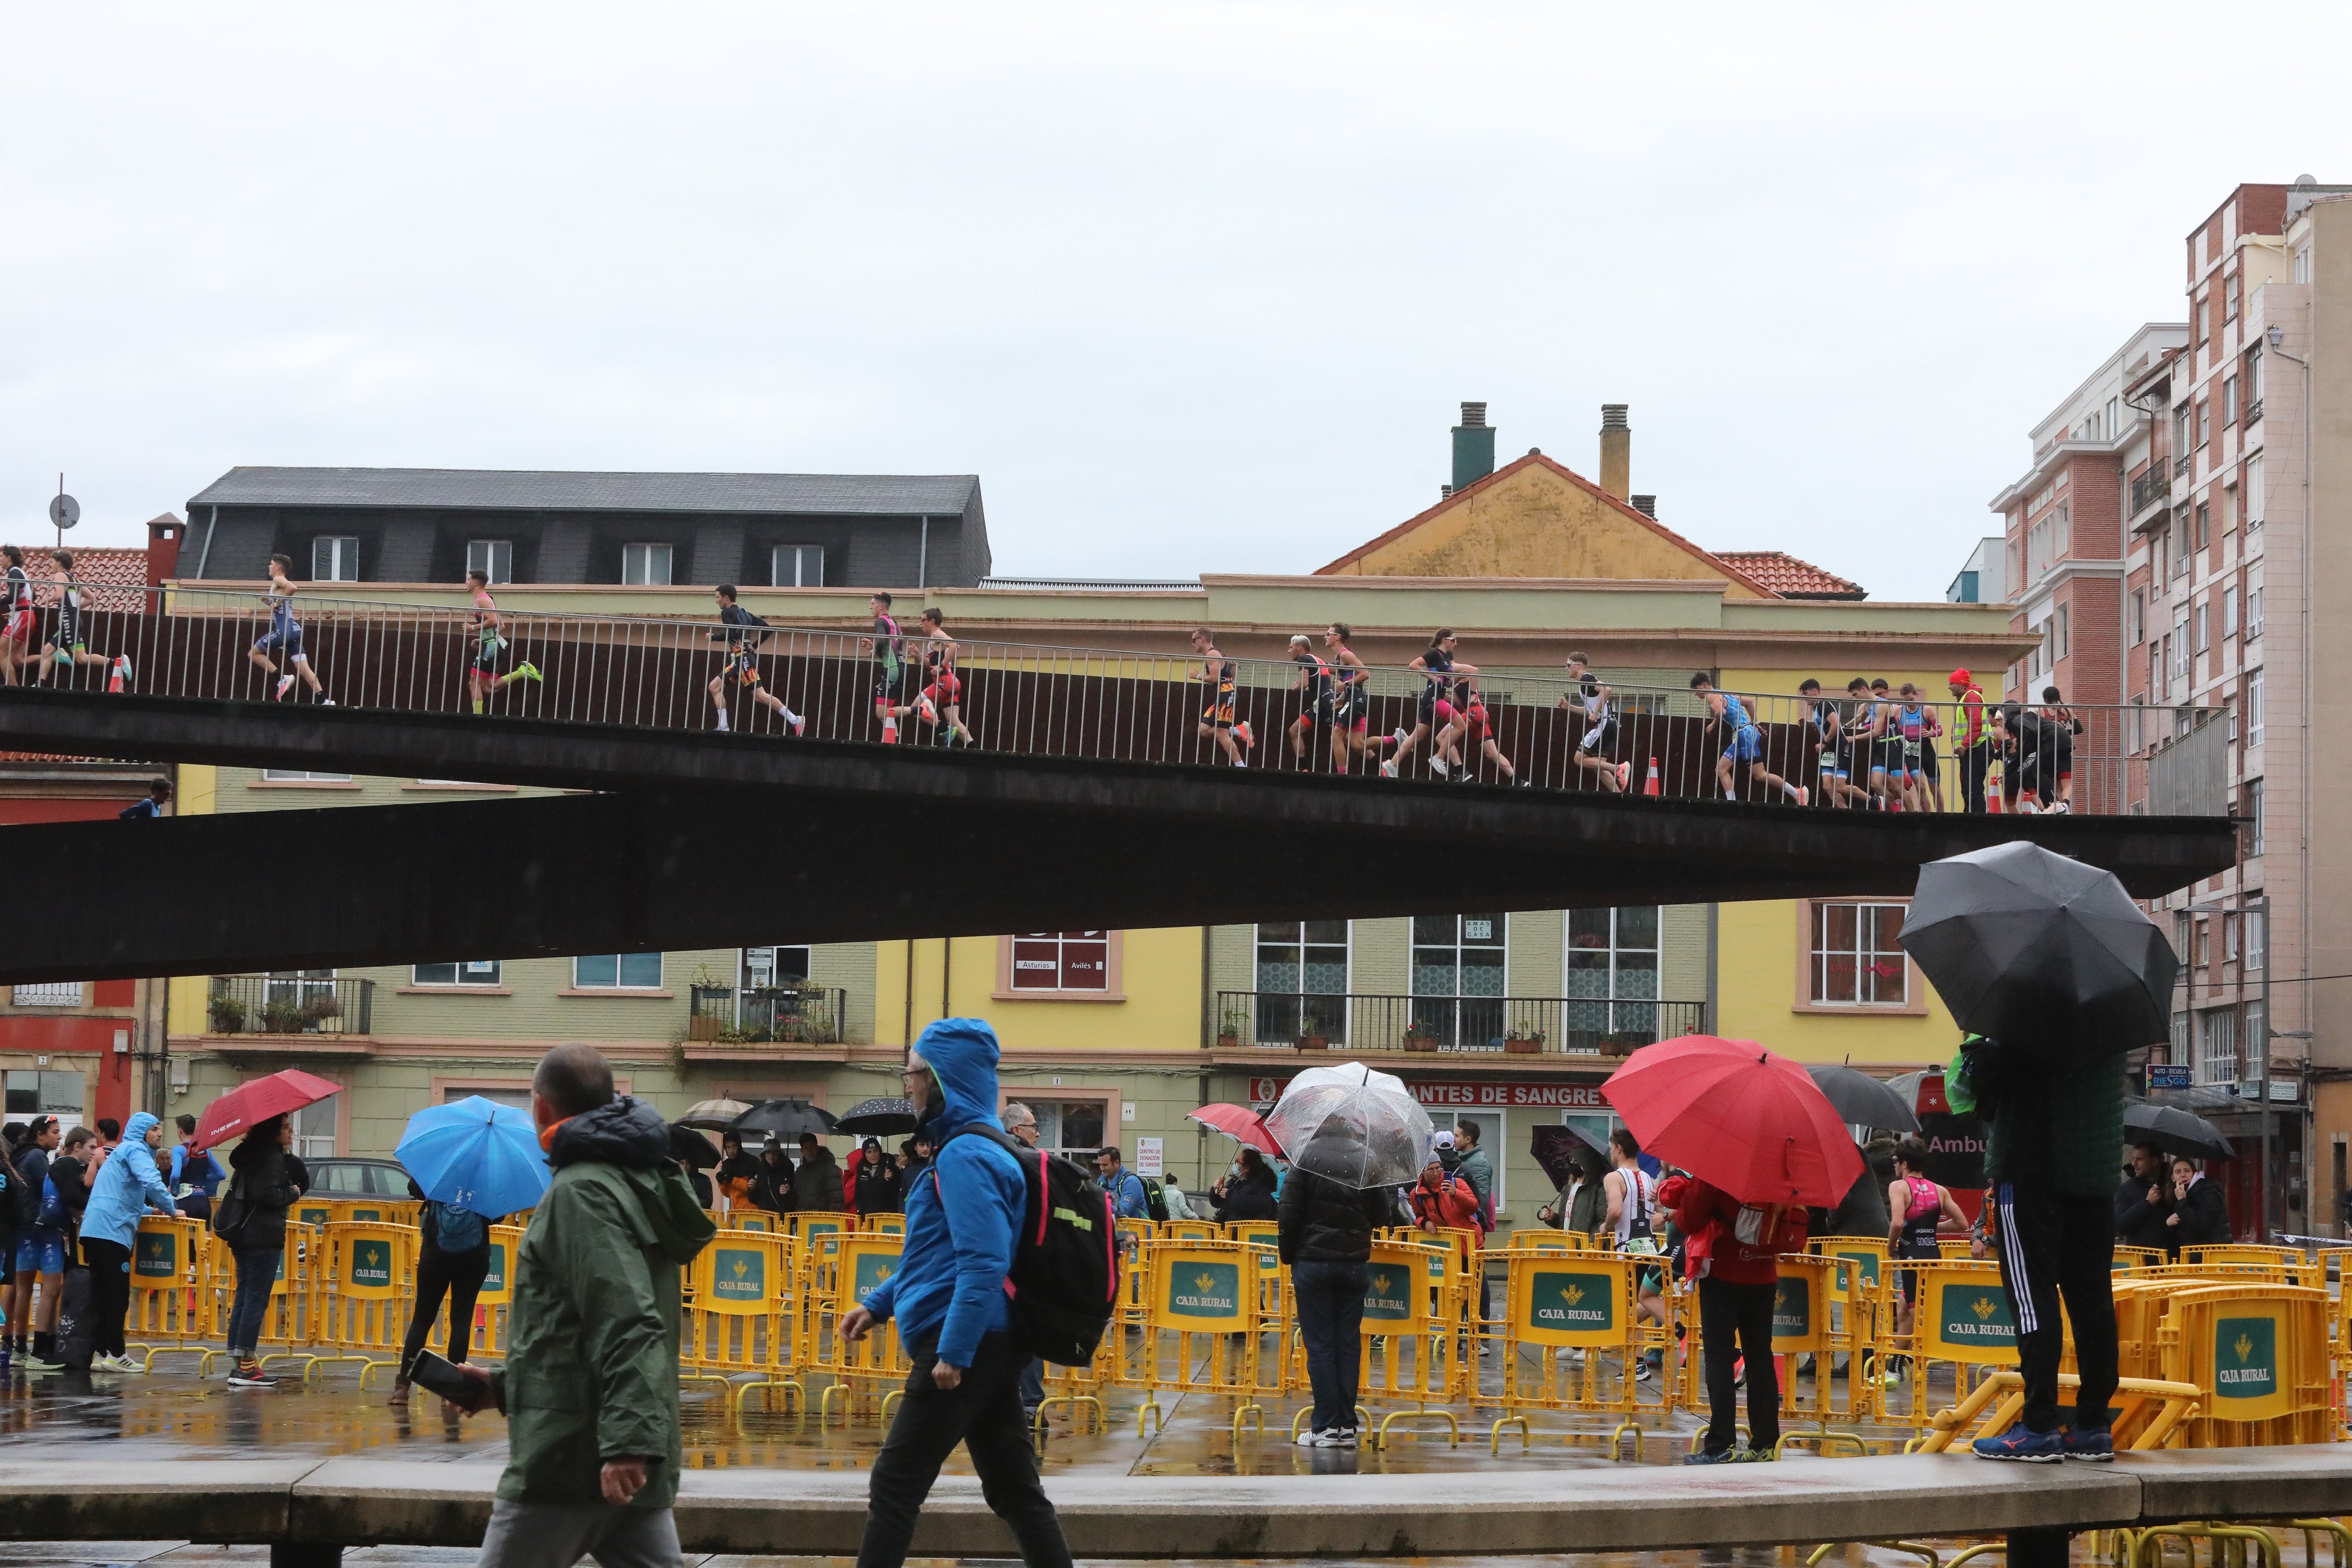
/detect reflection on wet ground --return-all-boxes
[0,1363,2161,1567]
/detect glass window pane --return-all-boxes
[1412,915,1456,946]
[575,954,619,988]
[1615,905,1659,950]
[618,953,662,988]
[1301,920,1347,945]
[1257,922,1301,944]
[1568,908,1611,948]
[1301,955,1347,993]
[1411,952,1459,997]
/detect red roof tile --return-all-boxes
[1712,551,1866,600]
[23,547,148,613]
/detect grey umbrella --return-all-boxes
[1806,1065,1921,1132]
[836,1097,920,1136]
[1899,841,2177,1057]
[2123,1102,2234,1164]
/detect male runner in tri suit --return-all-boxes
[1425,647,1486,780]
[1319,623,1396,775]
[0,545,33,687]
[1798,678,1865,807]
[1384,629,1461,779]
[2037,685,2084,813]
[857,592,911,743]
[29,551,130,691]
[1996,701,2041,813]
[1690,673,1806,804]
[248,554,329,702]
[706,583,800,734]
[914,607,973,747]
[1284,634,1332,770]
[1559,652,1633,793]
[1843,677,1900,809]
[1188,627,1254,766]
[1947,668,1992,813]
[464,569,542,715]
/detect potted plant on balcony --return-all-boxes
[300,994,343,1033]
[1601,1029,1647,1058]
[208,995,248,1035]
[1296,1025,1330,1051]
[1217,1007,1247,1050]
[260,998,305,1035]
[1503,1027,1545,1055]
[1401,1025,1439,1053]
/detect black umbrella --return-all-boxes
[1806,1065,1921,1133]
[2124,1102,2234,1164]
[667,1124,722,1168]
[730,1099,841,1141]
[1529,1124,1606,1190]
[1899,841,2177,1057]
[836,1096,920,1136]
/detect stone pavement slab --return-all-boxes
[0,1459,321,1544]
[2121,1445,2352,1524]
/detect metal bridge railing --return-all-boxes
[0,582,2230,816]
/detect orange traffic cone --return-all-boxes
[1643,757,1662,797]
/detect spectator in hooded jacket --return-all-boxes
[2165,1156,2231,1250]
[754,1145,794,1214]
[1211,1149,1277,1222]
[853,1137,904,1216]
[1671,1171,1807,1463]
[1405,1152,1479,1233]
[78,1112,178,1372]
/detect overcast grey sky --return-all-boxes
[5,4,2348,601]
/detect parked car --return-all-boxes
[298,1157,410,1198]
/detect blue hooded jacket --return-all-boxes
[859,1018,1023,1368]
[81,1112,179,1249]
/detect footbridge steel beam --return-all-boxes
[0,693,2237,983]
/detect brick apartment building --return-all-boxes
[1992,179,2352,1238]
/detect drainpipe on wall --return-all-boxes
[194,504,220,579]
[917,516,928,591]
[1704,902,1719,1035]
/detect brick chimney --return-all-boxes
[1599,405,1631,502]
[1452,402,1496,494]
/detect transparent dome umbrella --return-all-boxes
[1262,1061,1433,1191]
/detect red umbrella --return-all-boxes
[1600,1035,1861,1208]
[1188,1103,1283,1158]
[190,1069,342,1154]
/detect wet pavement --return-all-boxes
[0,1361,2189,1567]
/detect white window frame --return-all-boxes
[293,1095,337,1161]
[1252,920,1349,1045]
[1808,901,1908,1007]
[466,539,514,584]
[261,769,354,783]
[311,536,359,582]
[2248,669,2264,747]
[1008,932,1112,994]
[1563,905,1662,1047]
[1409,914,1508,1049]
[740,945,813,991]
[573,952,664,990]
[621,543,673,587]
[2247,456,2265,529]
[2244,777,2265,857]
[2247,909,2267,971]
[2247,573,2264,640]
[771,544,825,588]
[11,982,80,1007]
[411,960,502,988]
[2196,1008,2240,1088]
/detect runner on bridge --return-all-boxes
[1691,672,1803,805]
[0,545,32,688]
[28,551,131,693]
[1320,623,1395,776]
[1284,633,1332,770]
[1799,677,1866,808]
[1448,677,1519,785]
[1382,627,1461,779]
[707,584,801,735]
[1561,651,1632,793]
[464,569,540,716]
[860,591,913,744]
[915,607,973,747]
[248,554,330,704]
[1188,626,1254,766]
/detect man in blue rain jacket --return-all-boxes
[841,1018,1070,1568]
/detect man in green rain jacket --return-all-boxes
[451,1044,714,1568]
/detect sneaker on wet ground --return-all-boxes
[1296,1427,1347,1447]
[2061,1425,2114,1462]
[1972,1421,2066,1462]
[227,1363,277,1389]
[1683,1446,1745,1465]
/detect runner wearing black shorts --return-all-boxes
[2038,686,2083,813]
[859,591,912,743]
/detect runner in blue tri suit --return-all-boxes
[1798,677,1866,807]
[1891,681,1946,813]
[246,554,329,703]
[1689,672,1805,804]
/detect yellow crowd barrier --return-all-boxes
[1130,1239,1282,1437]
[125,1217,211,1371]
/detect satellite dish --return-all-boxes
[46,494,78,531]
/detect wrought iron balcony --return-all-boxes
[2131,467,2171,514]
[206,975,374,1037]
[1214,990,1706,1058]
[688,985,846,1046]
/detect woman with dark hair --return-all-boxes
[1880,1134,1969,1385]
[218,1114,308,1389]
[853,1136,903,1215]
[715,1133,763,1211]
[1213,1148,1279,1222]
[2166,1156,2231,1252]
[753,1144,794,1213]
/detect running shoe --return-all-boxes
[1380,758,1399,778]
[1683,1446,1745,1466]
[319,697,336,706]
[227,1362,276,1389]
[1616,761,1632,790]
[1296,1427,1345,1447]
[918,695,938,724]
[2060,1425,2114,1463]
[18,1352,62,1373]
[512,661,542,683]
[108,655,132,693]
[1792,785,1809,807]
[1972,1421,2066,1462]
[1335,1426,1359,1447]
[1429,757,1449,778]
[791,716,807,737]
[275,674,294,700]
[1235,721,1254,750]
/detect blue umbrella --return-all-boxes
[396,1096,549,1218]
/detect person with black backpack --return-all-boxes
[390,1179,497,1406]
[842,1019,1078,1568]
[707,584,804,735]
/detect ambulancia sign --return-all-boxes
[2214,1316,2278,1400]
[1248,1078,1606,1109]
[1529,1271,1615,1332]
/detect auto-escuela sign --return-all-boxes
[1249,1078,1607,1109]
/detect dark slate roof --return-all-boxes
[186,467,979,517]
